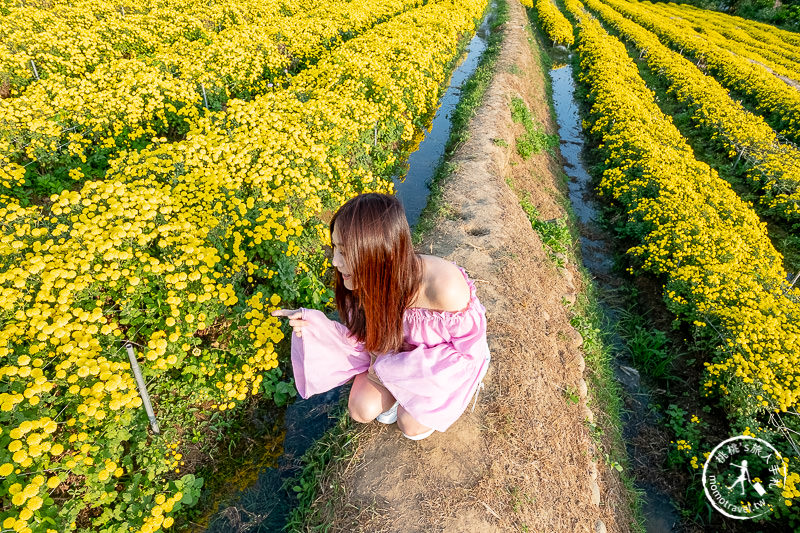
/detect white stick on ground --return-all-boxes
[125,343,160,435]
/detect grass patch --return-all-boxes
[413,0,509,244]
[616,306,679,383]
[510,95,559,159]
[283,403,364,532]
[519,193,571,263]
[568,285,647,533]
[492,137,509,147]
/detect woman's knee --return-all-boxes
[348,402,378,423]
[348,374,383,423]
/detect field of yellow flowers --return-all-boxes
[533,0,800,522]
[604,0,800,148]
[0,0,426,199]
[0,0,487,531]
[647,1,800,88]
[585,0,800,223]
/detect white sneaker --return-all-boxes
[376,401,399,424]
[403,428,435,441]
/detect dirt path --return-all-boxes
[307,2,635,531]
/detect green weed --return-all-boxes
[507,485,535,512]
[663,403,706,470]
[616,308,677,381]
[563,385,580,405]
[283,405,360,532]
[518,193,571,262]
[509,96,559,159]
[604,453,624,473]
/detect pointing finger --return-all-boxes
[271,309,301,319]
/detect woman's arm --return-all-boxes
[272,308,370,398]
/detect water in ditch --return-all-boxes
[394,11,491,227]
[200,13,492,533]
[549,62,682,533]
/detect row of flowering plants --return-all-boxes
[0,0,488,531]
[0,0,424,201]
[528,0,574,47]
[654,1,800,68]
[598,0,800,147]
[585,0,800,222]
[561,0,800,521]
[649,1,800,85]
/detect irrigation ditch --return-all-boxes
[538,1,797,531]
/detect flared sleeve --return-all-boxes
[290,308,370,399]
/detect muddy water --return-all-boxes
[202,13,493,533]
[549,62,681,532]
[395,10,491,227]
[549,65,613,278]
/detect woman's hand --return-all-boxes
[271,309,309,338]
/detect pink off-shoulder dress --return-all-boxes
[291,266,491,432]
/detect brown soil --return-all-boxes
[303,2,637,531]
[0,78,10,99]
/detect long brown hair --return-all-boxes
[330,193,422,354]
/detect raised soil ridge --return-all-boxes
[306,2,635,530]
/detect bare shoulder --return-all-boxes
[415,255,471,312]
